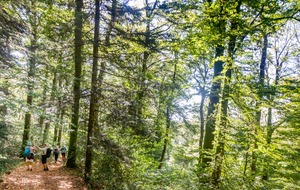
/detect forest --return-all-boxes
[0,0,300,189]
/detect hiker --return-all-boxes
[37,144,49,171]
[60,146,67,162]
[54,145,60,163]
[24,142,36,171]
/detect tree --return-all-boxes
[67,0,84,168]
[21,0,38,152]
[84,0,100,182]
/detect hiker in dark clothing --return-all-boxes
[37,144,49,171]
[54,145,60,163]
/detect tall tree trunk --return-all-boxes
[43,70,57,144]
[195,58,209,169]
[0,37,10,121]
[0,83,9,120]
[38,70,49,142]
[199,94,205,150]
[53,123,58,145]
[67,0,84,168]
[57,62,64,147]
[84,0,100,182]
[251,34,268,173]
[94,0,116,136]
[21,1,37,152]
[158,107,170,169]
[211,2,241,185]
[202,45,224,165]
[158,52,177,169]
[200,0,222,167]
[42,122,50,144]
[38,112,45,142]
[136,5,150,134]
[135,0,158,136]
[198,86,207,168]
[57,108,65,147]
[263,40,283,180]
[52,71,58,145]
[262,107,272,180]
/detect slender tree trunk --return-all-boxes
[199,94,205,149]
[0,83,9,119]
[53,124,58,144]
[94,0,116,137]
[0,37,10,120]
[57,108,65,147]
[158,107,170,169]
[136,12,150,134]
[43,70,57,144]
[251,34,268,173]
[67,0,84,168]
[57,64,64,147]
[38,115,45,142]
[263,43,282,180]
[84,0,100,182]
[42,122,50,144]
[262,107,272,180]
[52,71,58,145]
[135,0,158,136]
[158,52,177,169]
[21,2,37,152]
[196,58,209,169]
[198,92,206,168]
[38,70,49,142]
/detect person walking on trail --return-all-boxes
[60,146,67,163]
[37,144,49,171]
[54,145,60,163]
[24,142,36,171]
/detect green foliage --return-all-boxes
[1,0,300,189]
[0,158,20,176]
[91,152,131,190]
[0,122,8,141]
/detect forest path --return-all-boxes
[0,158,87,190]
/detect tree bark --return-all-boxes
[38,70,49,142]
[202,45,224,164]
[84,0,100,182]
[52,71,58,145]
[211,2,241,185]
[0,37,10,120]
[94,0,116,137]
[199,93,205,150]
[57,108,65,147]
[135,0,158,136]
[67,0,84,168]
[42,70,57,144]
[21,1,37,153]
[251,34,268,173]
[158,52,177,169]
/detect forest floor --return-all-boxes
[0,157,87,190]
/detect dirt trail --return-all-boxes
[0,158,87,190]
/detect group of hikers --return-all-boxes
[24,142,67,171]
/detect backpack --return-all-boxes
[61,147,66,153]
[24,146,30,158]
[46,148,52,158]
